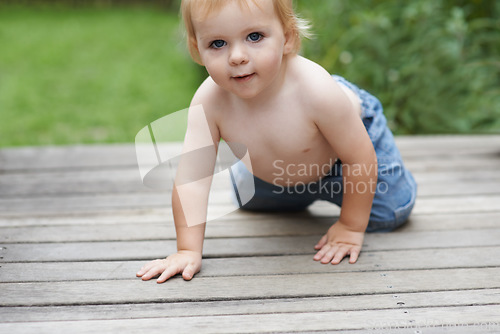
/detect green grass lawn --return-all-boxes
[0,6,203,147]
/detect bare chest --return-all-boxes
[219,107,337,184]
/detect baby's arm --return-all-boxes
[313,148,376,264]
[137,98,220,282]
[310,80,377,265]
[136,187,207,283]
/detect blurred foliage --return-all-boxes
[1,0,179,9]
[1,0,499,148]
[297,0,500,134]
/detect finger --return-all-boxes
[136,264,151,277]
[137,266,154,277]
[321,245,339,264]
[331,246,349,265]
[141,267,162,281]
[182,263,197,281]
[349,248,360,264]
[141,262,168,281]
[141,265,167,281]
[157,265,181,284]
[137,260,161,277]
[314,235,327,250]
[313,244,331,261]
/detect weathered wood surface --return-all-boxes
[1,289,499,322]
[0,135,500,333]
[2,229,500,263]
[0,305,499,334]
[2,247,500,283]
[1,268,499,307]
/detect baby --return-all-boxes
[137,0,417,283]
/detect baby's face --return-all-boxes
[192,0,292,100]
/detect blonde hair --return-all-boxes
[181,0,311,65]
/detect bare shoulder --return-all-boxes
[186,76,226,144]
[191,76,229,116]
[291,56,339,102]
[290,56,353,117]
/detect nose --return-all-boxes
[229,44,248,66]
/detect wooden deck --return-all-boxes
[0,135,500,333]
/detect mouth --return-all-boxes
[232,73,255,82]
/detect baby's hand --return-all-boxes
[313,220,364,264]
[136,250,202,283]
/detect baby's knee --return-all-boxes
[368,174,417,232]
[367,202,414,232]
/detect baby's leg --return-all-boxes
[332,75,417,232]
[315,143,416,232]
[231,161,316,212]
[366,128,417,232]
[367,169,416,231]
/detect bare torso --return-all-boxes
[200,56,362,185]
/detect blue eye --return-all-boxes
[210,40,226,49]
[247,32,263,42]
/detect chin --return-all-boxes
[233,89,262,100]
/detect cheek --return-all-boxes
[202,58,231,88]
[202,57,224,78]
[259,49,283,72]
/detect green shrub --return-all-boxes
[298,0,500,134]
[1,1,499,148]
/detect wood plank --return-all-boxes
[415,180,500,197]
[401,146,500,160]
[2,207,500,242]
[1,190,500,217]
[395,134,500,151]
[0,207,338,228]
[399,212,500,231]
[413,195,500,215]
[0,169,150,197]
[0,188,494,218]
[310,195,500,217]
[0,218,335,243]
[2,162,499,198]
[0,193,176,214]
[2,246,500,283]
[1,149,498,182]
[1,268,499,307]
[2,167,496,186]
[1,229,499,262]
[1,304,499,333]
[0,144,179,171]
[414,170,500,184]
[0,207,305,227]
[1,210,499,234]
[405,157,500,173]
[0,212,170,227]
[3,169,500,198]
[0,288,498,323]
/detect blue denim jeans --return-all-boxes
[231,75,417,232]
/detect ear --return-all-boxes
[194,46,204,66]
[283,29,295,55]
[190,37,204,65]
